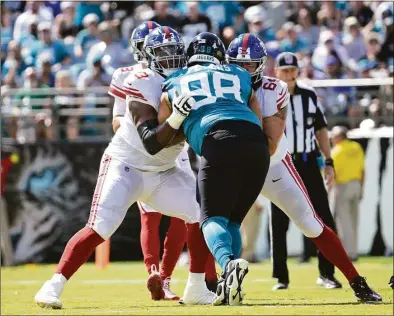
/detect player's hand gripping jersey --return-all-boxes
[106,67,184,171]
[256,76,290,166]
[163,63,261,155]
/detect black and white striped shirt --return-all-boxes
[285,82,328,154]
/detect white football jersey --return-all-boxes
[106,67,184,171]
[108,63,146,116]
[256,76,290,166]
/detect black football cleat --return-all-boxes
[389,276,394,289]
[350,276,382,303]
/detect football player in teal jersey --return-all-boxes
[144,32,271,306]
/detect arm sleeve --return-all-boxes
[112,96,127,117]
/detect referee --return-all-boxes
[270,52,342,290]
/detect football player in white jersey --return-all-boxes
[34,26,216,309]
[226,34,382,303]
[109,21,217,301]
[109,20,188,302]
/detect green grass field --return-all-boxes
[1,257,393,315]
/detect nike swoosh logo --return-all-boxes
[181,158,188,161]
[278,88,285,96]
[272,178,281,183]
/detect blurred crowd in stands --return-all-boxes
[1,1,393,143]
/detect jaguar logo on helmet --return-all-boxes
[186,32,226,66]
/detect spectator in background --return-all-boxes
[77,56,111,91]
[1,5,13,62]
[74,14,100,61]
[342,17,367,71]
[2,40,27,88]
[377,14,394,67]
[14,67,51,144]
[312,30,349,72]
[318,55,356,116]
[31,22,71,69]
[244,4,276,43]
[264,2,287,32]
[317,1,343,29]
[359,32,381,73]
[2,1,25,13]
[299,56,326,81]
[151,2,183,31]
[15,67,51,110]
[74,2,104,30]
[287,1,318,25]
[44,1,62,18]
[18,15,40,67]
[37,55,55,88]
[181,1,243,34]
[297,8,320,50]
[54,70,81,141]
[86,21,133,74]
[280,22,311,56]
[222,26,237,48]
[77,56,111,137]
[13,1,53,42]
[54,1,78,40]
[331,126,365,262]
[180,2,212,45]
[348,1,374,28]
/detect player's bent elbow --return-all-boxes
[137,120,164,155]
[143,142,162,155]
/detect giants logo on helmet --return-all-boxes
[237,47,251,59]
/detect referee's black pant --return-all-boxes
[271,152,337,283]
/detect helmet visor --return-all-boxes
[151,43,185,75]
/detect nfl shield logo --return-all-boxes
[284,53,294,65]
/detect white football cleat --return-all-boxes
[163,277,180,300]
[180,283,217,305]
[34,278,65,309]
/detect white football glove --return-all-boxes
[166,91,195,129]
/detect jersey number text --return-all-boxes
[179,72,242,108]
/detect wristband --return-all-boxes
[325,158,334,167]
[166,112,185,130]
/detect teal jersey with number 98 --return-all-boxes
[163,63,261,155]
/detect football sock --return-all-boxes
[56,226,104,280]
[186,222,210,274]
[311,225,359,282]
[227,221,242,259]
[161,217,187,279]
[201,216,233,271]
[205,253,218,282]
[140,211,162,274]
